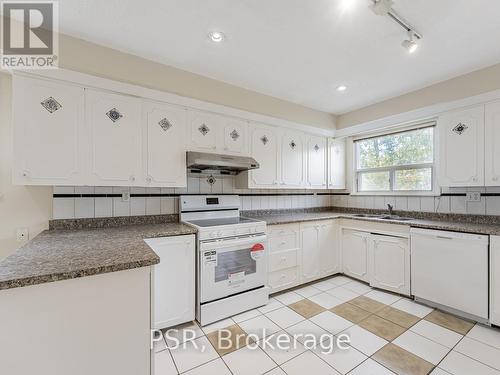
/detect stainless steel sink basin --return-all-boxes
[351,213,413,221]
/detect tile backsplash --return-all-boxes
[52,176,332,220]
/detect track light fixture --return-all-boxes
[370,0,422,53]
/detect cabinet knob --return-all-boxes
[129,175,136,182]
[494,176,499,181]
[22,170,30,178]
[472,177,478,182]
[280,241,286,245]
[280,257,286,262]
[212,146,217,150]
[146,176,152,183]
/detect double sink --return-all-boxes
[350,213,414,221]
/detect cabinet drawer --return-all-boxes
[268,224,300,238]
[269,249,298,272]
[268,267,299,290]
[269,234,299,253]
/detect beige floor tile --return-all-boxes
[348,296,387,313]
[372,343,434,375]
[376,306,420,329]
[358,315,407,341]
[206,324,251,356]
[424,310,474,335]
[331,302,372,324]
[288,299,326,319]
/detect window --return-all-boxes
[355,126,434,193]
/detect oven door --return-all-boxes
[199,234,267,303]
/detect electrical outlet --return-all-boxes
[122,192,130,202]
[466,191,481,202]
[16,228,29,242]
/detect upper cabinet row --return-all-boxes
[439,101,500,187]
[12,75,346,189]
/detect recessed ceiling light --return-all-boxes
[402,31,418,53]
[208,31,225,43]
[337,85,347,92]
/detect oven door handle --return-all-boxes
[200,235,267,251]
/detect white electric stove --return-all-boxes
[180,195,269,326]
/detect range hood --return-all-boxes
[186,151,259,175]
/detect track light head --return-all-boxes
[402,31,418,53]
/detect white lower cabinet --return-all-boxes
[267,224,300,293]
[145,235,195,329]
[341,229,370,282]
[299,220,339,283]
[369,234,410,295]
[490,236,500,326]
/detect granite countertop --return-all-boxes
[244,210,500,235]
[0,222,197,291]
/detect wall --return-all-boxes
[337,63,500,129]
[52,177,332,220]
[57,34,335,130]
[0,73,52,260]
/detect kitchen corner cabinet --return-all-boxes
[306,136,327,188]
[86,89,143,186]
[485,101,500,186]
[328,138,346,189]
[491,236,500,326]
[369,234,410,295]
[145,235,195,329]
[143,101,187,187]
[439,105,485,187]
[341,229,370,282]
[12,76,85,185]
[299,220,339,283]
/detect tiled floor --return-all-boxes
[155,275,500,375]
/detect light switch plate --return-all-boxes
[466,192,481,202]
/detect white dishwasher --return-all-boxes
[410,228,489,322]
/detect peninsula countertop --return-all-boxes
[0,221,197,291]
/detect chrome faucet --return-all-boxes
[387,204,394,215]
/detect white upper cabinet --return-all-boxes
[306,135,327,188]
[143,101,187,187]
[13,76,84,185]
[280,130,305,187]
[219,116,249,155]
[247,122,279,187]
[439,105,485,187]
[485,101,500,186]
[85,89,143,186]
[328,138,346,189]
[188,110,218,152]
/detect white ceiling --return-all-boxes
[58,0,500,114]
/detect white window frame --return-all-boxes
[351,123,439,196]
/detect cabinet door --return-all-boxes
[491,236,500,326]
[12,76,84,185]
[439,106,484,186]
[188,110,217,152]
[300,223,321,282]
[328,138,346,189]
[319,220,340,276]
[219,117,248,155]
[369,235,410,295]
[86,89,142,186]
[144,101,187,187]
[341,229,369,282]
[145,235,195,329]
[307,136,327,188]
[485,102,500,186]
[249,123,279,187]
[281,131,305,187]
